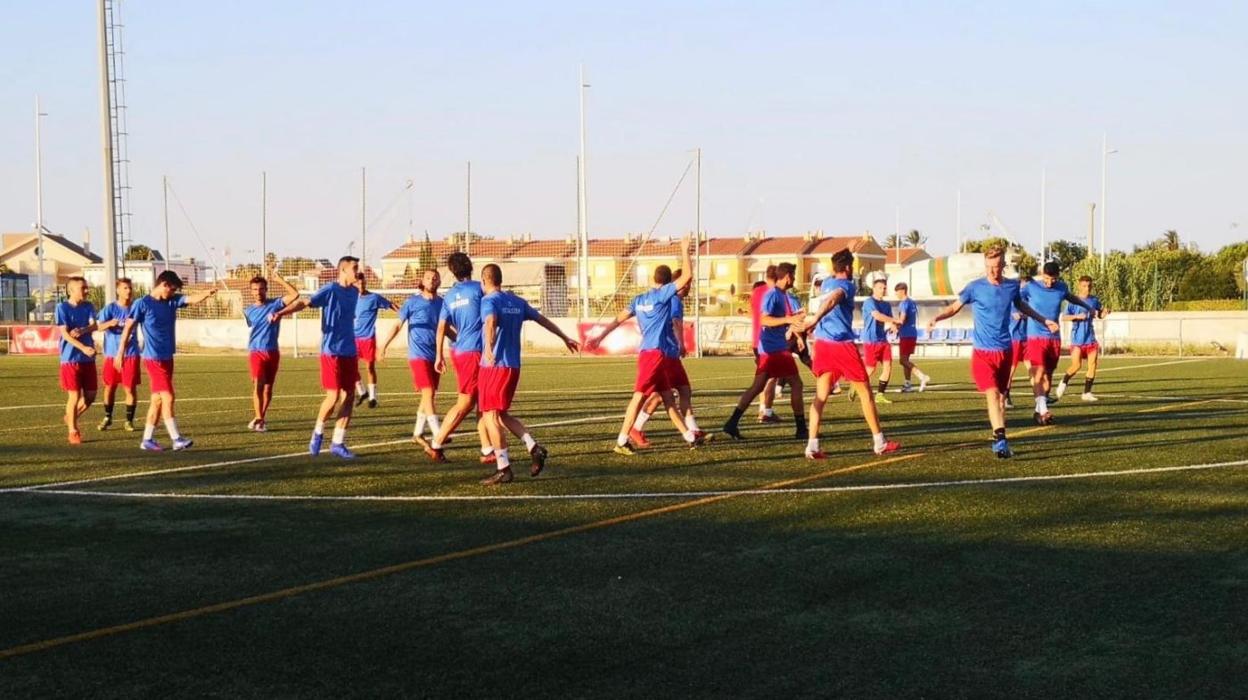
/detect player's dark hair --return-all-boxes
[765,265,778,282]
[654,265,673,285]
[65,276,87,290]
[1042,261,1060,277]
[116,277,132,287]
[831,249,854,273]
[447,252,473,281]
[482,263,502,286]
[894,282,908,291]
[776,262,797,281]
[752,280,766,289]
[337,256,359,268]
[873,277,887,286]
[1078,275,1093,284]
[155,270,184,290]
[249,275,267,286]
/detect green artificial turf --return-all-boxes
[0,353,1245,698]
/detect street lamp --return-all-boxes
[1099,133,1119,268]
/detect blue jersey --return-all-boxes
[98,301,139,358]
[129,294,189,361]
[244,298,286,352]
[896,298,919,339]
[1068,295,1102,346]
[55,300,97,364]
[667,296,686,358]
[309,283,359,357]
[860,297,893,344]
[399,294,443,361]
[757,287,792,354]
[439,280,484,353]
[814,277,857,342]
[629,283,679,356]
[1010,312,1028,342]
[957,277,1021,351]
[1021,280,1069,340]
[480,291,539,369]
[353,292,395,339]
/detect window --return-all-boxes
[715,262,729,277]
[635,264,650,286]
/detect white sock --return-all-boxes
[332,425,346,445]
[368,384,377,400]
[806,437,820,453]
[1036,396,1048,414]
[685,414,701,432]
[873,432,885,449]
[428,414,441,436]
[413,413,426,437]
[521,432,537,452]
[496,448,510,469]
[633,411,652,431]
[617,433,629,447]
[314,419,326,435]
[143,423,156,441]
[355,381,364,395]
[764,407,776,417]
[163,418,181,440]
[480,445,494,456]
[683,430,696,443]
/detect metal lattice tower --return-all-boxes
[102,0,133,276]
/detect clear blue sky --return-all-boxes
[2,0,1244,270]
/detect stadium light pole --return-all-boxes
[466,160,472,257]
[1039,167,1047,263]
[34,95,48,321]
[98,0,118,304]
[577,65,590,319]
[162,175,171,273]
[360,167,367,272]
[694,146,702,359]
[261,171,267,272]
[1099,133,1118,268]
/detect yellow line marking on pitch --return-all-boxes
[1135,399,1218,414]
[0,452,922,661]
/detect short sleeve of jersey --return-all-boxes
[173,294,189,309]
[54,303,68,326]
[381,296,397,311]
[958,281,977,306]
[309,284,333,308]
[672,296,684,320]
[128,298,147,323]
[438,301,450,321]
[655,282,677,304]
[763,288,787,317]
[480,294,496,320]
[523,299,540,321]
[628,294,638,316]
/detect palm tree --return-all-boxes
[1161,230,1181,251]
[884,233,901,248]
[904,229,926,247]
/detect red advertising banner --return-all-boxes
[578,321,697,356]
[7,325,61,355]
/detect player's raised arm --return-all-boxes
[584,309,634,351]
[1063,290,1093,312]
[802,287,846,333]
[673,234,694,292]
[184,288,218,306]
[927,299,965,332]
[269,266,301,305]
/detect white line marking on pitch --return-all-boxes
[18,458,1248,503]
[1095,358,1208,373]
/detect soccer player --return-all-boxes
[270,257,361,458]
[723,262,807,441]
[750,269,782,423]
[56,277,98,444]
[477,264,580,485]
[352,275,396,409]
[1055,275,1109,402]
[1020,261,1093,424]
[586,242,698,455]
[927,246,1057,458]
[116,270,218,451]
[425,252,493,464]
[96,277,140,432]
[242,266,300,431]
[860,277,898,404]
[893,282,930,393]
[629,272,704,449]
[1004,274,1032,409]
[801,250,900,458]
[379,268,446,444]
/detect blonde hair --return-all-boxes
[984,245,1006,260]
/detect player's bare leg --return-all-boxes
[1029,362,1053,425]
[805,373,833,458]
[498,411,547,475]
[615,391,650,455]
[64,390,82,440]
[726,372,772,439]
[758,377,780,422]
[251,379,265,426]
[874,359,894,403]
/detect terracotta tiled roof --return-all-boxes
[381,240,457,262]
[463,239,520,258]
[511,240,576,259]
[633,238,694,258]
[882,247,931,265]
[700,238,758,256]
[586,239,640,257]
[750,236,814,256]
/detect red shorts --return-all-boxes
[812,340,868,383]
[249,350,281,384]
[144,359,175,394]
[59,361,98,392]
[409,358,440,390]
[898,337,917,358]
[320,354,360,391]
[862,341,892,369]
[971,348,1013,393]
[1025,337,1062,373]
[103,355,141,389]
[1011,340,1027,369]
[755,350,798,378]
[355,337,377,363]
[635,349,672,394]
[452,350,481,396]
[479,366,520,413]
[664,355,690,389]
[1075,342,1100,355]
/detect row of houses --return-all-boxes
[379,231,932,300]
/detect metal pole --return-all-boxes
[894,206,900,264]
[34,95,47,320]
[360,167,367,269]
[466,160,472,256]
[261,171,267,270]
[1099,133,1108,268]
[955,190,962,253]
[578,65,590,319]
[694,147,702,359]
[1040,167,1047,263]
[1087,202,1096,255]
[98,0,118,304]
[162,175,170,272]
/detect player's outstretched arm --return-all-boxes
[378,319,404,361]
[584,309,632,351]
[1064,291,1093,311]
[927,300,965,331]
[1016,299,1059,333]
[673,234,694,292]
[271,297,310,322]
[801,288,845,333]
[534,313,580,353]
[185,288,219,306]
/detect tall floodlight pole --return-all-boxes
[34,95,48,320]
[1039,167,1047,263]
[162,175,170,273]
[577,65,590,319]
[694,147,702,359]
[360,167,367,271]
[894,206,901,264]
[261,171,268,270]
[1099,133,1118,268]
[955,190,963,254]
[466,160,472,256]
[98,0,118,303]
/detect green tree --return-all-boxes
[277,257,318,277]
[1160,229,1181,251]
[232,263,263,280]
[265,252,278,270]
[419,232,436,271]
[883,233,900,248]
[903,229,926,247]
[124,244,154,261]
[1210,242,1248,294]
[1047,240,1088,272]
